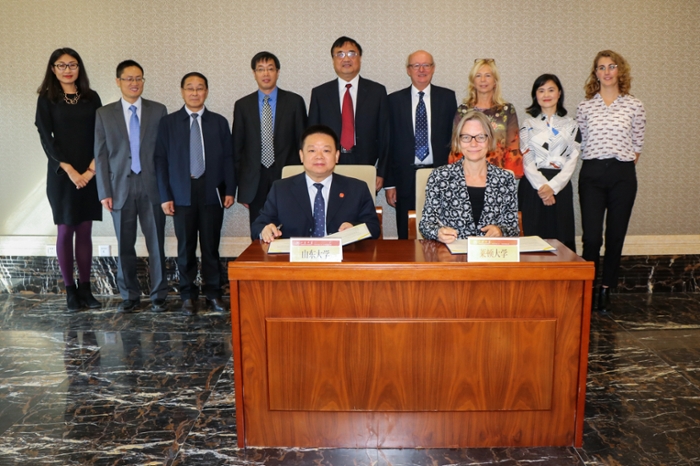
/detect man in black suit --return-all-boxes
[385,50,457,239]
[154,72,236,315]
[308,36,389,192]
[251,125,380,242]
[233,51,307,229]
[95,60,168,313]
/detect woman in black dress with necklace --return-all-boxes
[36,48,102,311]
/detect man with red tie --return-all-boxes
[308,36,389,193]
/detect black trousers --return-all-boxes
[247,164,279,230]
[579,159,637,288]
[173,176,224,300]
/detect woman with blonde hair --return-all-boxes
[577,50,646,313]
[420,111,519,243]
[453,59,522,178]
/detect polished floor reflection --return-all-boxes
[0,293,699,465]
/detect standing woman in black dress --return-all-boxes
[36,48,102,311]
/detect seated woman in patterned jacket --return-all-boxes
[419,110,519,243]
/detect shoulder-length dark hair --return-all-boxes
[37,47,94,102]
[525,74,567,117]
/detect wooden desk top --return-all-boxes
[229,239,594,282]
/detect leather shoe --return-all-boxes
[181,299,197,315]
[151,299,168,313]
[597,287,611,314]
[118,299,140,313]
[206,298,227,313]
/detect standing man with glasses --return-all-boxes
[232,52,307,232]
[385,51,457,238]
[95,60,169,313]
[154,72,236,315]
[308,36,389,193]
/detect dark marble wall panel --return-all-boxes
[0,257,234,296]
[1,255,698,295]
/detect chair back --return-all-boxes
[414,168,434,240]
[281,165,377,205]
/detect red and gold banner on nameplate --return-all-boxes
[467,238,520,262]
[290,238,343,262]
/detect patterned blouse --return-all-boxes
[419,162,519,239]
[520,113,581,194]
[576,94,646,162]
[453,103,523,178]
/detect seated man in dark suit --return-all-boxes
[251,125,380,242]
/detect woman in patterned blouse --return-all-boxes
[519,74,580,252]
[577,50,646,313]
[452,59,523,178]
[419,111,519,243]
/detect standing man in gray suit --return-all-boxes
[95,60,168,313]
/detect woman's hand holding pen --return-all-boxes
[437,220,458,244]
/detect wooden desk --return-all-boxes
[228,240,594,448]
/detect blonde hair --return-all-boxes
[584,50,632,100]
[463,59,506,109]
[451,110,496,155]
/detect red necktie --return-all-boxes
[340,83,354,151]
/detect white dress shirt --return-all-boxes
[121,97,142,137]
[184,106,206,162]
[305,173,333,236]
[411,84,433,165]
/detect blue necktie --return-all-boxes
[312,183,325,237]
[415,91,429,161]
[190,113,205,178]
[129,105,141,173]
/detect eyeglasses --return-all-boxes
[459,133,488,144]
[596,64,618,72]
[408,63,434,70]
[120,77,145,84]
[334,51,358,59]
[53,62,79,71]
[184,87,206,93]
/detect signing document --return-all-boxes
[267,223,371,254]
[445,236,556,255]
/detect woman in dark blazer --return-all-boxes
[420,110,519,243]
[36,48,102,311]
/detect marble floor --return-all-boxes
[0,293,699,465]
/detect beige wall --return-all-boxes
[1,0,698,241]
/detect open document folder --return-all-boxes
[444,236,556,254]
[267,223,372,254]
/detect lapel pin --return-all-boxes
[339,193,345,198]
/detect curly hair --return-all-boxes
[584,50,632,100]
[462,59,506,109]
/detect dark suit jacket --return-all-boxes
[233,88,307,204]
[154,106,235,206]
[386,84,457,194]
[250,173,381,240]
[308,76,390,178]
[95,98,167,209]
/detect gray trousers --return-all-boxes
[111,173,168,301]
